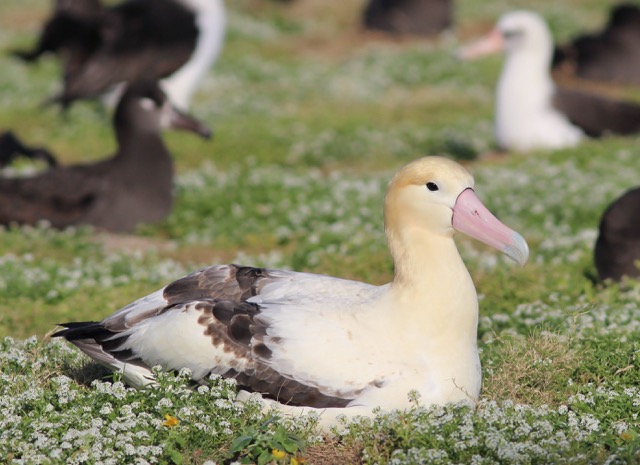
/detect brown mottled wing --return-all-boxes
[93,265,273,334]
[553,88,640,137]
[63,264,362,407]
[163,265,275,304]
[191,297,354,407]
[162,265,362,406]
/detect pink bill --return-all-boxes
[452,188,529,266]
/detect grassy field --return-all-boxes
[1,0,640,463]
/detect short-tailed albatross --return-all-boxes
[459,10,640,152]
[54,156,529,426]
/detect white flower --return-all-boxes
[156,398,173,409]
[99,403,113,415]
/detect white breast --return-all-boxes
[496,55,584,151]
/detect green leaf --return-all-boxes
[231,435,254,453]
[168,448,183,465]
[257,449,272,465]
[282,437,300,454]
[273,425,287,443]
[173,434,186,448]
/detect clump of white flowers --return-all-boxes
[0,338,266,464]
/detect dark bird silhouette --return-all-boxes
[553,88,640,137]
[13,0,225,110]
[553,3,640,85]
[0,131,58,168]
[13,0,102,66]
[362,0,453,37]
[595,187,640,281]
[0,81,210,233]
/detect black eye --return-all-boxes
[503,29,523,40]
[426,182,439,192]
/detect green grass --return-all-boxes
[2,0,640,463]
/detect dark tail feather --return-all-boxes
[53,321,154,387]
[52,321,105,340]
[53,321,132,355]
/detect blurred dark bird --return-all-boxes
[553,3,640,85]
[14,0,225,110]
[595,187,640,282]
[459,10,640,152]
[0,131,59,168]
[13,0,102,65]
[0,81,211,233]
[363,0,453,37]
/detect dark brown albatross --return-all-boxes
[362,0,453,37]
[553,3,640,86]
[0,81,210,233]
[13,0,225,110]
[595,187,640,282]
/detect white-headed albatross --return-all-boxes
[459,10,640,152]
[54,156,529,426]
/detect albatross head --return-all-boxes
[458,10,553,61]
[384,156,529,266]
[117,81,212,140]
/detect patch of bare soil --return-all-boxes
[305,437,364,465]
[93,232,177,255]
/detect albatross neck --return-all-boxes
[387,225,475,300]
[384,223,478,339]
[499,44,554,108]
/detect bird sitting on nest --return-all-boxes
[459,10,640,152]
[54,156,529,427]
[553,3,640,86]
[594,186,640,282]
[0,80,210,233]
